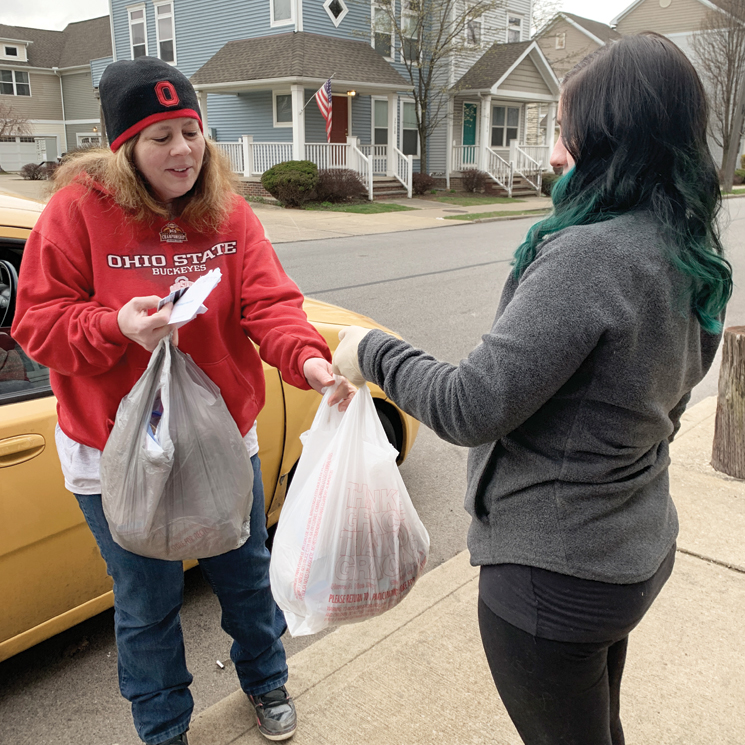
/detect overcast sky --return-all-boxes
[1,0,633,32]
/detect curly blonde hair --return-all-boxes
[52,135,238,233]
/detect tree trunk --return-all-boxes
[711,326,745,478]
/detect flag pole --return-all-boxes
[300,72,338,114]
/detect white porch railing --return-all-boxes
[349,142,374,201]
[510,143,551,171]
[485,147,513,198]
[214,142,244,173]
[305,143,349,170]
[359,144,388,175]
[392,145,413,198]
[511,145,543,194]
[452,145,479,173]
[252,143,294,176]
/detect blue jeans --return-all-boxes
[75,455,288,745]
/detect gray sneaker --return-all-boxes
[248,685,297,741]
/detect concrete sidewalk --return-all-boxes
[189,396,745,745]
[0,172,551,244]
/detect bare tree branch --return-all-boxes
[691,0,745,172]
[0,101,31,138]
[360,0,505,171]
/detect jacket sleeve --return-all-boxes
[11,195,129,377]
[358,234,614,447]
[238,208,330,390]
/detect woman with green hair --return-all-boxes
[332,32,732,745]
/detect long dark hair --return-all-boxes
[514,32,732,333]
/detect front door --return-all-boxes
[330,96,349,143]
[462,103,478,165]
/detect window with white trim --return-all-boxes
[372,2,394,60]
[555,32,566,49]
[273,91,293,127]
[324,0,349,26]
[0,70,30,96]
[1,44,26,62]
[373,99,388,144]
[401,101,419,156]
[491,105,519,147]
[155,2,176,63]
[401,0,419,64]
[271,0,294,27]
[507,15,523,43]
[77,133,102,147]
[128,6,147,59]
[465,3,482,47]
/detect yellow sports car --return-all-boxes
[0,191,418,663]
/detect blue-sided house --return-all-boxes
[94,0,559,198]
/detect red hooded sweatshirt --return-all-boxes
[11,182,331,451]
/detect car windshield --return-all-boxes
[1,238,51,403]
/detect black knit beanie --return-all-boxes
[99,57,202,152]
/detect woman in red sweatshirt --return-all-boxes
[11,57,353,745]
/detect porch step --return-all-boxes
[372,177,408,200]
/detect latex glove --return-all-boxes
[303,357,356,411]
[117,296,177,352]
[331,326,372,387]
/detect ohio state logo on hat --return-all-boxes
[99,57,202,152]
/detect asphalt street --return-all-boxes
[2,202,744,745]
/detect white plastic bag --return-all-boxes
[270,382,429,636]
[101,338,253,560]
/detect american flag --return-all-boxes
[315,79,333,142]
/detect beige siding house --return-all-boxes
[0,16,111,171]
[612,0,745,167]
[535,13,621,80]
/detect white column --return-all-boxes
[446,95,454,189]
[386,92,397,177]
[241,135,253,177]
[545,101,558,171]
[196,90,209,136]
[291,84,305,161]
[479,94,491,171]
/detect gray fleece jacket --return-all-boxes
[359,213,721,584]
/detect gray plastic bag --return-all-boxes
[101,338,253,560]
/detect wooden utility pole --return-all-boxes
[712,326,745,478]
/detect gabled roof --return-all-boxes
[547,13,622,45]
[191,32,410,90]
[611,0,741,26]
[0,16,111,69]
[451,41,532,91]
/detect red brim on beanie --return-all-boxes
[110,109,203,152]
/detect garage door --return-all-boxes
[0,137,40,172]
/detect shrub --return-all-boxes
[261,160,319,206]
[20,163,45,180]
[461,168,487,193]
[541,171,560,196]
[741,154,745,170]
[412,172,436,195]
[733,169,745,186]
[314,168,368,202]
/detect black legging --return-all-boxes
[478,598,628,745]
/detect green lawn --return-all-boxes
[435,195,526,207]
[444,209,550,221]
[726,188,745,195]
[303,201,418,214]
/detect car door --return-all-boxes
[0,236,113,663]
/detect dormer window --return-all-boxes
[324,0,349,27]
[1,44,27,62]
[556,32,566,49]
